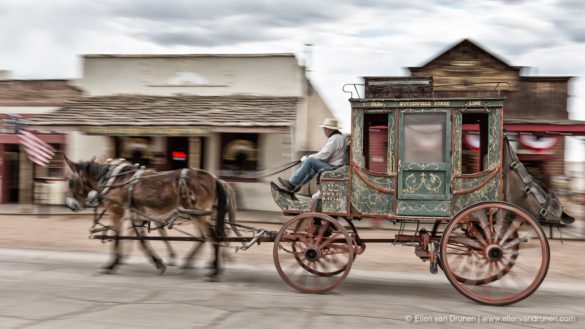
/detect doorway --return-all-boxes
[167,137,190,170]
[4,144,20,203]
[397,110,451,216]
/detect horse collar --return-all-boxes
[97,163,132,196]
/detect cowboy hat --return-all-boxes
[318,118,342,130]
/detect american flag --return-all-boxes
[18,128,55,167]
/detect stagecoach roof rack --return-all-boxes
[342,83,364,99]
[343,80,511,99]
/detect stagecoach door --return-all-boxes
[397,109,451,216]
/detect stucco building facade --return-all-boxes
[26,54,335,211]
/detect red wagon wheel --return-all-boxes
[273,212,354,293]
[440,202,550,305]
[449,230,520,286]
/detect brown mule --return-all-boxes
[64,156,231,277]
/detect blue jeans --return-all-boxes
[290,157,333,187]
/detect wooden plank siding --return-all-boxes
[408,39,570,178]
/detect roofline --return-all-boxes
[59,95,302,101]
[520,76,573,82]
[408,38,520,72]
[408,65,524,71]
[0,79,74,82]
[25,123,295,127]
[0,101,68,107]
[362,76,433,79]
[83,53,297,59]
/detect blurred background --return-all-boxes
[0,1,584,327]
[1,0,584,240]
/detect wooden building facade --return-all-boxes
[405,39,571,182]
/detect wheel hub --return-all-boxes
[304,246,321,262]
[485,245,504,262]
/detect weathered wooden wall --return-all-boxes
[409,39,570,178]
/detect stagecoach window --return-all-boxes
[363,113,389,173]
[403,113,445,163]
[461,113,489,173]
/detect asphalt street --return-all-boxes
[0,248,582,329]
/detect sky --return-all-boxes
[1,0,584,159]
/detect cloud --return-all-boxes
[0,0,584,128]
[137,23,277,47]
[551,0,585,42]
[107,0,362,47]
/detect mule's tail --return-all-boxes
[215,179,227,238]
[223,182,242,238]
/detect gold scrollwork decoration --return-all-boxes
[397,202,449,213]
[404,172,443,194]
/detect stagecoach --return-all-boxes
[269,94,573,305]
[81,89,573,306]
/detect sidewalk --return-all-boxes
[0,204,93,216]
[1,203,584,238]
[0,204,405,230]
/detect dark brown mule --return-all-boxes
[64,156,232,277]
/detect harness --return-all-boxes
[124,167,146,220]
[97,163,134,196]
[177,168,193,208]
[84,162,134,208]
[505,138,567,223]
[88,163,213,230]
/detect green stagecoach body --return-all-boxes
[272,97,506,219]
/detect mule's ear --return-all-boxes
[64,155,77,172]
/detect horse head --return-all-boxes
[64,155,97,211]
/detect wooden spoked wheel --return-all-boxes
[273,212,354,293]
[440,202,550,305]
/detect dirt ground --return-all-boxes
[0,213,583,284]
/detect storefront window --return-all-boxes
[114,136,153,167]
[167,137,190,170]
[47,144,64,177]
[220,133,258,179]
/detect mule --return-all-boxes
[65,156,234,277]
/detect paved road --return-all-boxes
[0,248,582,329]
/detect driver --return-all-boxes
[278,118,347,193]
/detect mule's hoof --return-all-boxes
[100,268,116,275]
[156,264,167,276]
[168,259,177,267]
[180,263,195,270]
[205,274,222,282]
[206,267,223,280]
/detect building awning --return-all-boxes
[503,118,585,136]
[463,118,585,136]
[24,95,299,128]
[0,133,65,144]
